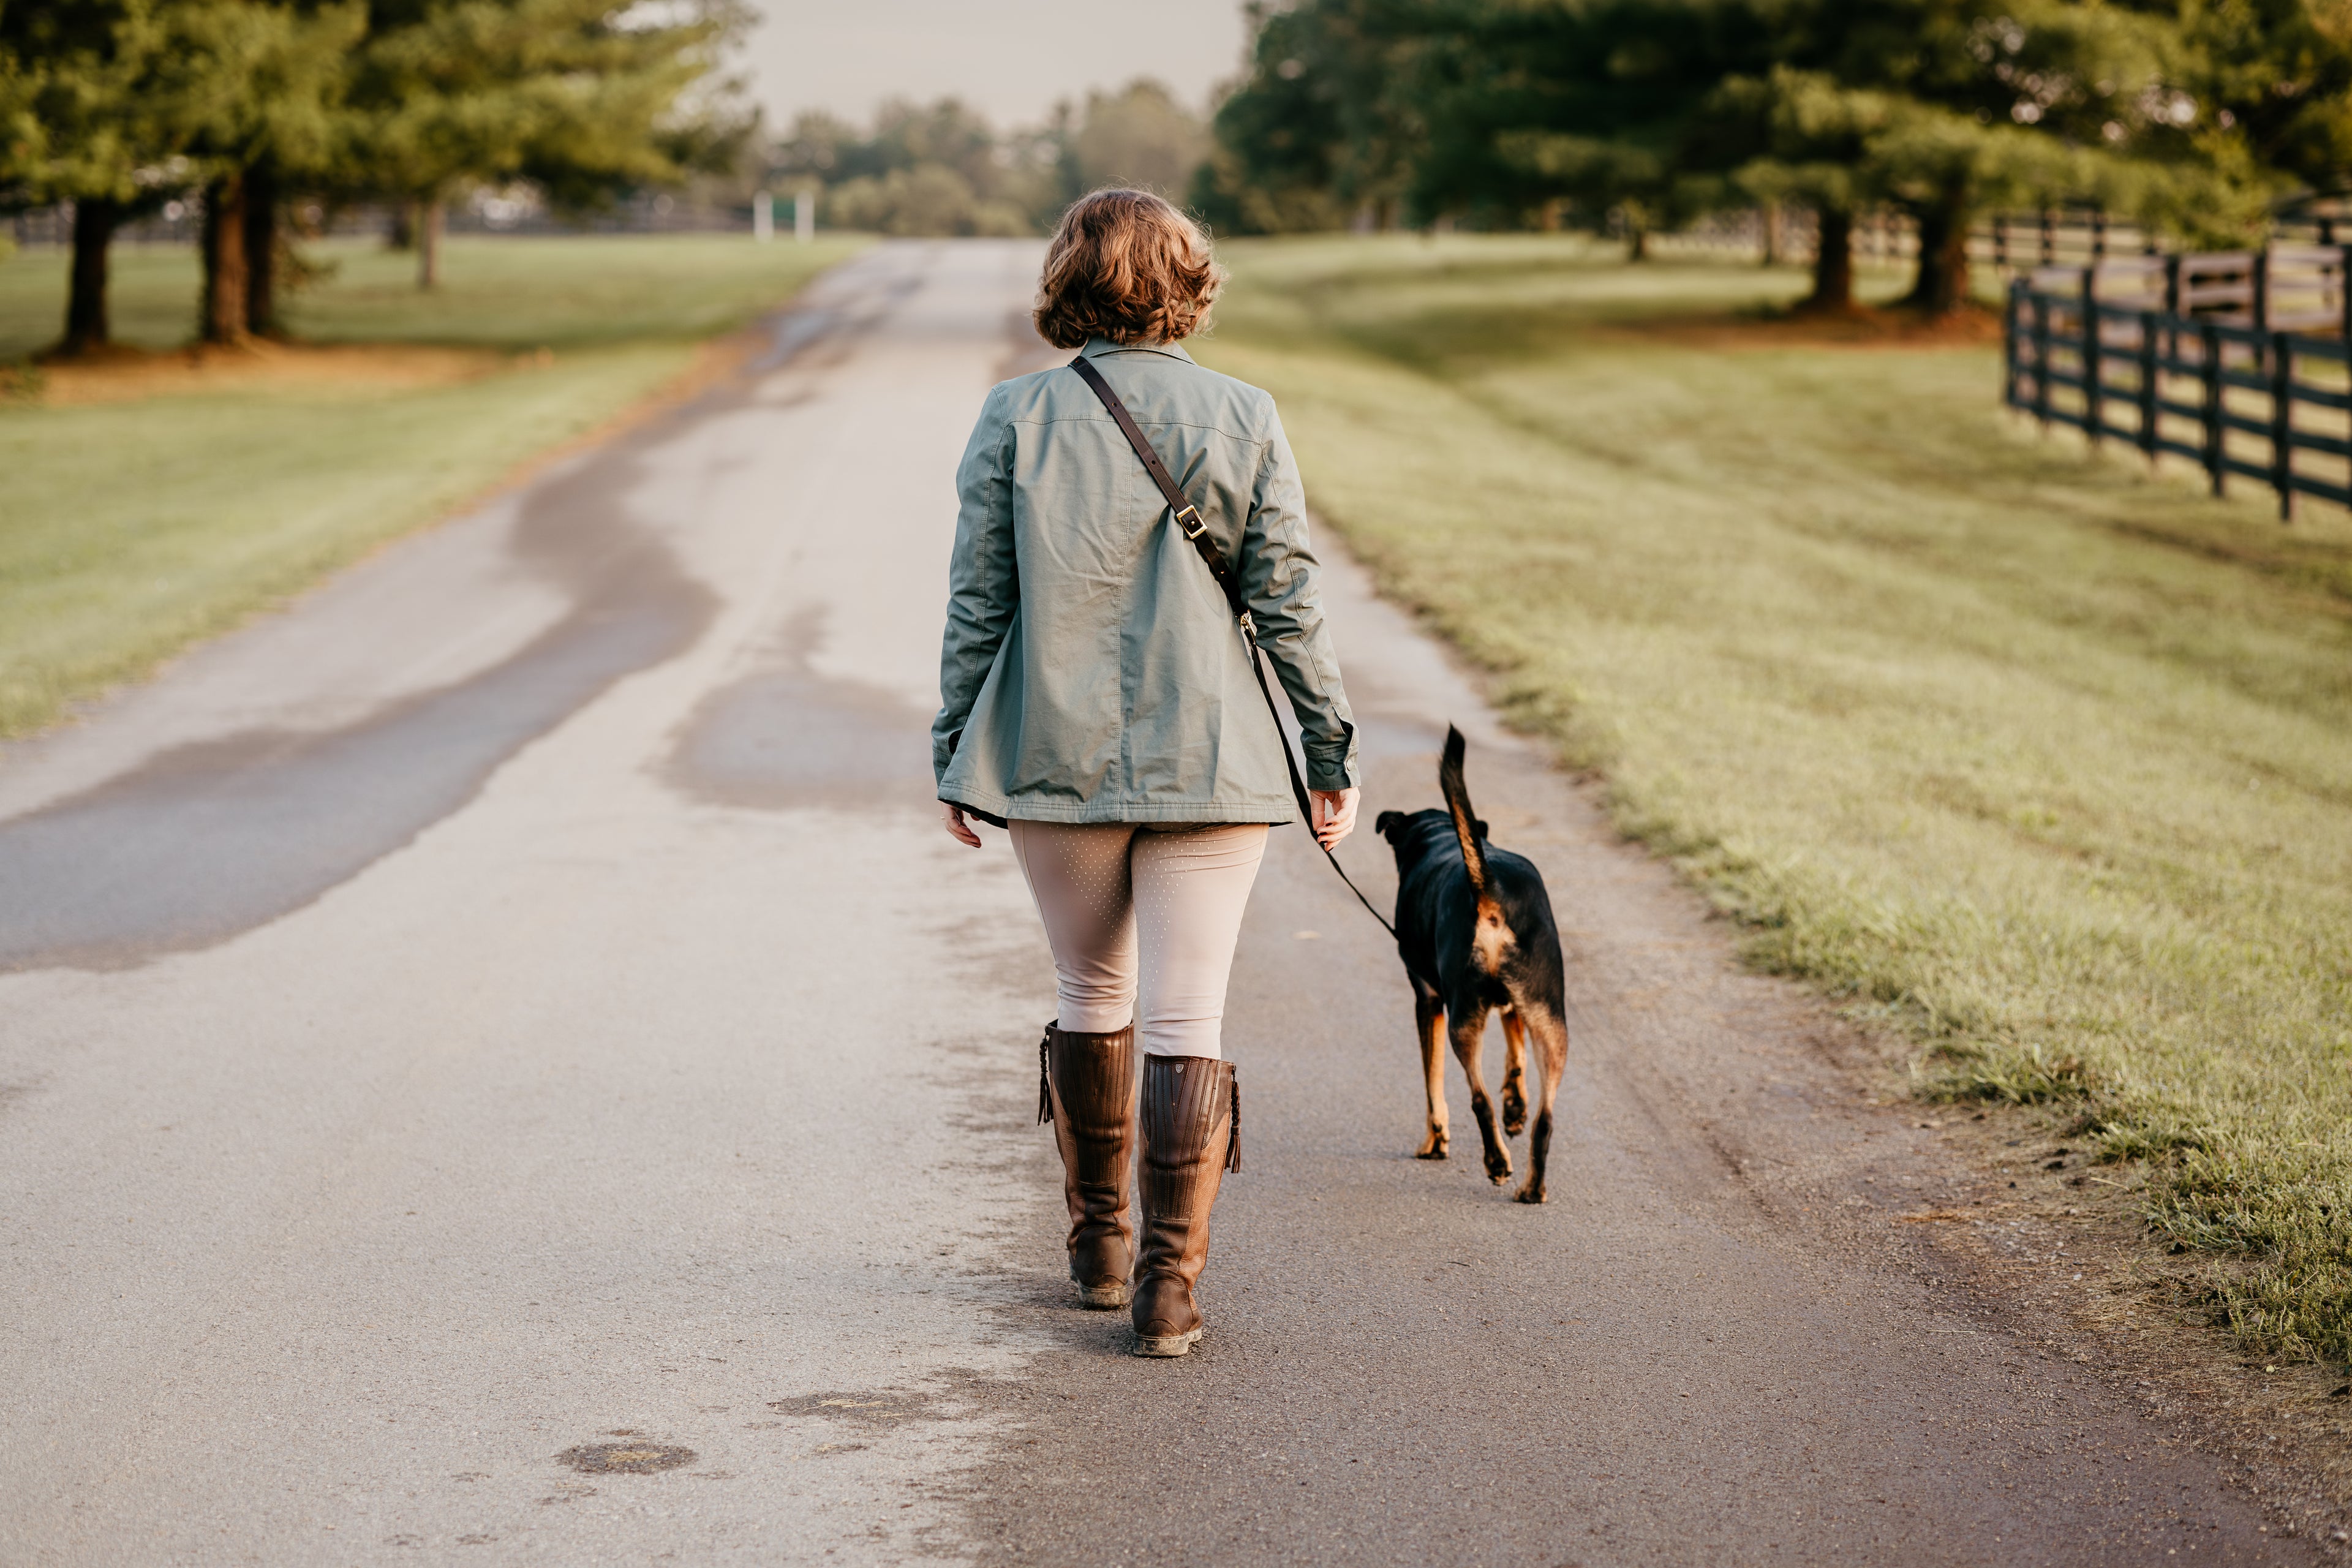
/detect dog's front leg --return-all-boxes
[1449,1006,1511,1185]
[1414,990,1449,1159]
[1498,1006,1529,1137]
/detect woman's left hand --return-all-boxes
[941,802,982,848]
[1310,787,1359,851]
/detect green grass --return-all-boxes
[0,234,869,736]
[0,233,873,358]
[1191,234,2352,1367]
[281,234,877,351]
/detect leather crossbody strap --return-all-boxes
[1068,353,1395,939]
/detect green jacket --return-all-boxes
[933,337,1358,824]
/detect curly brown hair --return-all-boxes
[1032,189,1226,350]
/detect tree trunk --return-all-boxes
[1762,202,1783,267]
[1627,220,1649,261]
[417,198,444,290]
[200,173,251,345]
[1904,187,1972,315]
[243,162,279,337]
[59,197,121,356]
[1800,206,1854,312]
[386,205,413,249]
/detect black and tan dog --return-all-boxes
[1374,726,1569,1204]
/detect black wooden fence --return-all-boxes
[2003,244,2352,519]
[1981,205,2352,271]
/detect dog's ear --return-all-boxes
[1474,818,1490,840]
[1374,810,1404,842]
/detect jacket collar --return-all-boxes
[1080,336,1196,366]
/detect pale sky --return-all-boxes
[739,1,1254,130]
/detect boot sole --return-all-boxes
[1131,1327,1202,1358]
[1077,1282,1128,1309]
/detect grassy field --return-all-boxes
[0,234,869,737]
[1193,235,2352,1367]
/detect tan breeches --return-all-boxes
[1008,821,1270,1059]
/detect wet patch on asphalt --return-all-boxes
[765,1390,942,1428]
[0,260,931,974]
[662,611,933,813]
[0,415,721,973]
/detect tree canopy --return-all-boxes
[1193,0,1420,233]
[349,0,747,285]
[0,0,746,353]
[1204,0,2352,312]
[769,81,1210,239]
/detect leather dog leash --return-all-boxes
[1069,353,1396,941]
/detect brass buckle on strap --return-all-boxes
[1173,505,1205,539]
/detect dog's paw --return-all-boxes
[1501,1083,1528,1138]
[1513,1182,1547,1205]
[1415,1133,1449,1161]
[1483,1147,1513,1185]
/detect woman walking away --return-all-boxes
[932,190,1360,1358]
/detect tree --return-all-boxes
[1864,0,2182,311]
[1398,0,1788,248]
[7,0,757,345]
[1705,0,2223,312]
[1062,78,1208,200]
[1194,0,1420,234]
[349,0,751,288]
[1477,0,2228,310]
[768,94,1218,236]
[777,98,1046,235]
[1207,0,2290,311]
[0,0,178,355]
[2166,0,2352,236]
[859,97,1001,192]
[1684,67,1893,308]
[154,0,362,342]
[1204,0,1769,246]
[826,162,1033,235]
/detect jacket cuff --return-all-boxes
[1305,755,1359,791]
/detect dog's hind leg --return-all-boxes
[1448,1004,1511,1186]
[1413,987,1450,1159]
[1498,1006,1529,1138]
[1512,1005,1569,1205]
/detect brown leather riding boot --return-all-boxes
[1130,1054,1238,1358]
[1038,1021,1139,1308]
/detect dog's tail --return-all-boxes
[1439,725,1487,898]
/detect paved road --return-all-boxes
[0,241,2316,1566]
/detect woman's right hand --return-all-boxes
[941,802,982,848]
[1310,787,1359,850]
